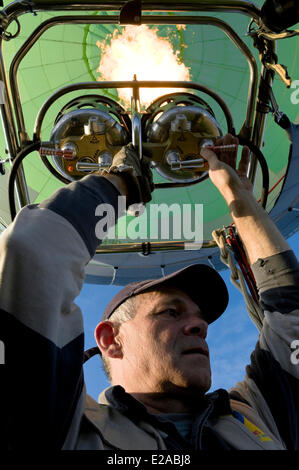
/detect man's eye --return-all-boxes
[162,308,179,317]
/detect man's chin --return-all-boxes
[163,375,211,397]
[182,378,211,396]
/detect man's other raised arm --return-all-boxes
[1,144,153,450]
[201,134,290,263]
[202,135,299,449]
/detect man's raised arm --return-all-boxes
[202,135,299,449]
[201,134,291,263]
[1,144,153,450]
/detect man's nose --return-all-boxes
[183,316,208,338]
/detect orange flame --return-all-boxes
[97,25,190,108]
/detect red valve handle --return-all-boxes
[205,144,238,152]
[39,147,74,160]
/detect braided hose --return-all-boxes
[212,228,264,331]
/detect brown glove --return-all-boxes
[101,143,154,208]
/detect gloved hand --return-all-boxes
[100,143,154,209]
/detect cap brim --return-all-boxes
[132,264,228,324]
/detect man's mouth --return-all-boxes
[182,347,209,358]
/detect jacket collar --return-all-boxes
[84,385,233,450]
[99,385,232,422]
[85,391,162,450]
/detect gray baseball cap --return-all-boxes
[102,263,229,324]
[83,263,229,363]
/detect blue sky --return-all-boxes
[79,231,299,401]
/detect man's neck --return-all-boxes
[130,391,206,414]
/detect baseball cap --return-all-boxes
[102,263,229,325]
[83,263,229,363]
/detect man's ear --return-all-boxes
[94,321,123,359]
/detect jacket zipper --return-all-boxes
[191,401,214,450]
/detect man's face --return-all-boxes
[117,285,211,396]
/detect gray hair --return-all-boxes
[101,296,137,382]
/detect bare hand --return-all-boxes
[200,134,252,195]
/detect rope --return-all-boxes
[212,228,264,331]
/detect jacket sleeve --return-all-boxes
[230,249,299,450]
[0,175,121,449]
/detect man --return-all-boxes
[2,134,299,450]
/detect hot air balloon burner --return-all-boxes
[40,91,225,184]
[40,95,130,181]
[141,92,222,183]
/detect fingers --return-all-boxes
[200,147,220,170]
[214,133,236,147]
[201,133,238,170]
[211,134,238,167]
[203,134,250,182]
[238,145,250,177]
[224,134,238,168]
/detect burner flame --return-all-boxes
[97,25,190,107]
